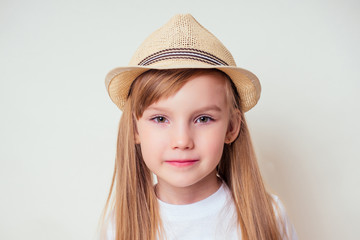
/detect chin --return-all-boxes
[158,174,206,189]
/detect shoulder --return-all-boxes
[98,210,115,240]
[271,194,298,240]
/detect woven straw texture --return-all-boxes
[105,14,261,112]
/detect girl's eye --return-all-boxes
[195,116,213,123]
[152,116,168,123]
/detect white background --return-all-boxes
[1,0,359,239]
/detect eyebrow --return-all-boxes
[194,105,222,113]
[146,105,222,113]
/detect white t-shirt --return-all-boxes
[158,184,297,240]
[106,184,298,240]
[158,183,239,240]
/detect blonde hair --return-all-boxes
[100,69,287,240]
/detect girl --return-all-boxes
[100,14,297,240]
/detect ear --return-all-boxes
[133,115,141,144]
[225,109,241,144]
[135,132,141,144]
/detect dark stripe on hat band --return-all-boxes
[138,48,229,66]
[141,56,220,67]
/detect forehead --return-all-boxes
[146,73,228,112]
[131,69,234,118]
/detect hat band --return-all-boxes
[138,48,229,66]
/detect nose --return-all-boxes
[170,122,194,150]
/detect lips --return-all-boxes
[165,159,199,167]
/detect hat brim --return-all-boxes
[105,65,261,112]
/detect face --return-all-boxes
[135,72,239,193]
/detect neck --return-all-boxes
[156,170,222,205]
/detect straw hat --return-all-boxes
[105,14,261,112]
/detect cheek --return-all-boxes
[137,123,167,164]
[207,138,225,160]
[196,126,227,161]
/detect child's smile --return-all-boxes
[164,159,199,167]
[136,72,234,204]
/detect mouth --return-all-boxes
[165,159,199,167]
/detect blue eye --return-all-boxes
[152,116,168,123]
[196,116,213,123]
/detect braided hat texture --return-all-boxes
[105,14,261,112]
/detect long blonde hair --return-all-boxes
[100,69,286,240]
